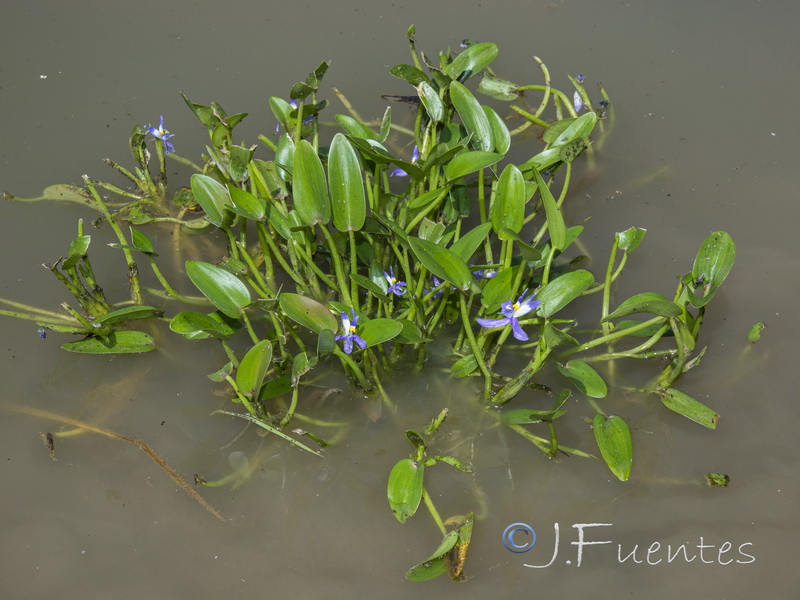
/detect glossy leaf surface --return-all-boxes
[328,133,366,231]
[186,260,251,319]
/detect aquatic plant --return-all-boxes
[1,26,736,581]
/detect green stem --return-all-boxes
[422,488,447,536]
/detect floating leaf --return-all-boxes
[659,388,719,429]
[235,340,273,399]
[557,360,607,398]
[186,260,251,319]
[705,473,730,487]
[61,331,155,354]
[747,321,766,344]
[359,318,403,347]
[536,270,594,317]
[169,311,239,340]
[5,184,92,206]
[593,414,633,481]
[387,458,425,523]
[278,293,338,334]
[688,231,736,308]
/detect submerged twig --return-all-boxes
[6,404,225,521]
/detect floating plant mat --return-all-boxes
[1,27,745,581]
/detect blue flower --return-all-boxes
[472,267,498,281]
[573,90,584,113]
[390,145,419,177]
[145,115,175,155]
[384,266,407,296]
[476,289,540,341]
[335,310,367,355]
[425,275,445,299]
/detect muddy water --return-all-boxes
[1,1,798,597]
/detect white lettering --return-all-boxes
[618,544,642,564]
[737,542,756,564]
[667,543,696,563]
[647,541,662,565]
[571,523,613,567]
[523,522,559,569]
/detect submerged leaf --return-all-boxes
[61,331,155,354]
[387,458,425,523]
[659,388,719,429]
[593,414,633,481]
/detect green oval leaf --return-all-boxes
[480,266,517,313]
[688,231,736,308]
[228,185,265,220]
[359,318,403,347]
[389,63,428,86]
[292,139,330,226]
[61,331,155,354]
[659,388,720,429]
[616,227,647,253]
[236,340,273,399]
[557,360,607,398]
[442,42,498,80]
[417,81,444,122]
[328,133,366,231]
[190,174,231,227]
[449,81,494,152]
[477,75,520,101]
[335,114,378,140]
[169,311,239,340]
[551,111,597,148]
[63,234,91,269]
[387,458,425,523]
[593,414,633,481]
[484,105,511,155]
[604,292,682,321]
[492,164,525,235]
[186,260,251,319]
[536,270,594,317]
[278,293,338,334]
[443,150,502,182]
[408,236,477,293]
